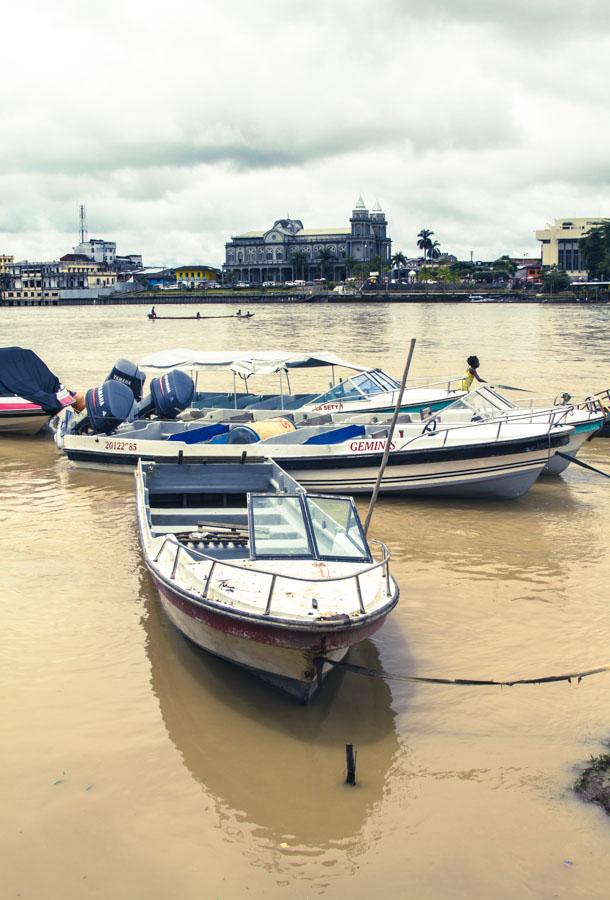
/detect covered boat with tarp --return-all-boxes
[0,347,75,435]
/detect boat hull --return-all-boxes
[0,410,50,435]
[542,423,600,475]
[152,576,388,701]
[62,437,558,499]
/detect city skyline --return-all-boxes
[1,0,609,265]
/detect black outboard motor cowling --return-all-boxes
[106,358,146,401]
[135,369,194,420]
[74,380,135,434]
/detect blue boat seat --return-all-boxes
[166,423,229,444]
[304,424,365,445]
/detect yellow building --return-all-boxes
[174,265,219,286]
[0,254,14,273]
[535,218,605,276]
[59,255,117,289]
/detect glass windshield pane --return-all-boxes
[371,370,400,391]
[251,495,312,557]
[315,379,362,403]
[352,373,384,395]
[443,389,509,420]
[306,496,369,561]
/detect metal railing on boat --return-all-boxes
[153,536,393,618]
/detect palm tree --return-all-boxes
[391,251,407,270]
[290,248,308,281]
[316,247,336,281]
[417,229,434,259]
[428,240,441,260]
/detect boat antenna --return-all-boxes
[363,338,417,534]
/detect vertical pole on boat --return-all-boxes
[233,371,237,409]
[363,338,417,535]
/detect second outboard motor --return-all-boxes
[106,357,146,401]
[135,369,194,420]
[73,380,135,434]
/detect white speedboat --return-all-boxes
[411,386,605,475]
[138,349,467,419]
[136,458,399,701]
[58,398,574,499]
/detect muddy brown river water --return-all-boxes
[2,301,610,899]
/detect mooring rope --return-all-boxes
[320,657,610,687]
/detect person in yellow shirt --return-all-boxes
[461,355,486,392]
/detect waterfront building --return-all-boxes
[4,261,62,302]
[174,265,220,286]
[59,254,117,289]
[223,197,391,284]
[115,254,143,272]
[512,257,541,286]
[0,254,13,274]
[73,238,116,266]
[536,218,605,277]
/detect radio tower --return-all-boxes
[79,204,88,244]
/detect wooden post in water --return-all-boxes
[363,338,417,535]
[345,743,357,785]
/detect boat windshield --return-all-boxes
[249,494,371,562]
[369,369,401,391]
[440,386,515,419]
[312,369,395,404]
[313,378,364,404]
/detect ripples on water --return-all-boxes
[2,302,610,898]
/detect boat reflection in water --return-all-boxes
[141,577,401,857]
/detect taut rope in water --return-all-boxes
[321,657,610,687]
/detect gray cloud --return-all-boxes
[1,0,609,264]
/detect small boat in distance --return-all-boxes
[147,313,251,320]
[135,458,399,700]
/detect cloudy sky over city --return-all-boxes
[2,0,609,265]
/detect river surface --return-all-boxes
[2,302,610,899]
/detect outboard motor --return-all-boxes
[134,369,194,420]
[73,380,135,434]
[106,358,146,401]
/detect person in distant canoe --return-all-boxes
[237,309,242,316]
[461,355,486,392]
[150,306,157,319]
[196,311,201,319]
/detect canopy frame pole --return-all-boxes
[279,370,284,409]
[331,365,336,387]
[233,371,237,408]
[285,368,292,395]
[363,338,417,535]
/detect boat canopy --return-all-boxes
[138,349,368,377]
[0,346,68,413]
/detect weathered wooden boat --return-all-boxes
[147,313,242,320]
[0,347,76,435]
[135,459,399,701]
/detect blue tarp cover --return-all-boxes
[0,347,66,413]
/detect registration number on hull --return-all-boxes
[103,440,138,451]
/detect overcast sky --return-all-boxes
[1,0,609,266]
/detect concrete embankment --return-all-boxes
[2,289,607,307]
